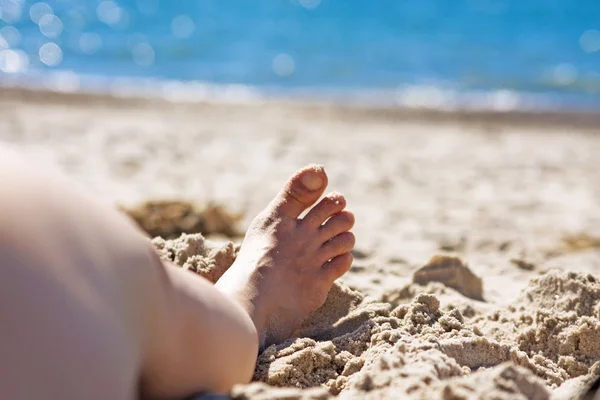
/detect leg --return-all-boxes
[0,150,145,399]
[0,246,139,400]
[0,149,258,399]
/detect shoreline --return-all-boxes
[2,85,600,131]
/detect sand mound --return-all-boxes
[122,201,240,239]
[152,233,239,283]
[474,271,600,388]
[412,255,484,300]
[152,234,600,399]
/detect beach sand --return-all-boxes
[2,88,600,398]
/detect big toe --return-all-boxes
[269,165,328,219]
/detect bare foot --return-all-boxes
[216,165,355,347]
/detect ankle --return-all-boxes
[215,279,269,347]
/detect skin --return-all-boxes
[0,150,354,400]
[216,165,356,347]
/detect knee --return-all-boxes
[220,302,259,388]
[140,266,259,397]
[203,289,259,392]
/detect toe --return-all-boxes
[301,192,346,229]
[321,253,354,282]
[320,232,355,262]
[319,211,355,242]
[268,165,328,220]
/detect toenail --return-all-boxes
[301,171,324,191]
[328,192,345,204]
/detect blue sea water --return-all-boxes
[1,0,599,110]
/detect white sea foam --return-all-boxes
[0,69,594,112]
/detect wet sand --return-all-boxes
[1,88,600,398]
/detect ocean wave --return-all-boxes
[1,69,599,113]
